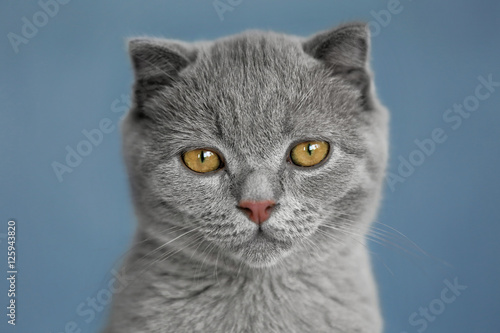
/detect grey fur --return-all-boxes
[104,22,389,333]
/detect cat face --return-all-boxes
[123,23,388,268]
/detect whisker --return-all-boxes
[317,224,395,275]
[96,224,188,286]
[214,251,221,287]
[135,234,204,276]
[121,233,205,290]
[325,222,414,256]
[334,215,451,270]
[324,221,435,274]
[329,214,427,255]
[136,226,203,264]
[195,241,218,284]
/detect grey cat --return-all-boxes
[103,22,389,333]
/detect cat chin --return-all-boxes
[231,231,294,268]
[237,252,289,268]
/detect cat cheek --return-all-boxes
[149,164,219,206]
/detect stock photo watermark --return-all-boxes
[387,73,499,191]
[49,268,133,333]
[5,220,17,326]
[213,0,243,21]
[368,0,406,37]
[51,94,130,182]
[7,0,72,54]
[401,277,467,333]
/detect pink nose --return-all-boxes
[238,200,276,225]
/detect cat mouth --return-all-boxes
[230,229,294,266]
[254,228,277,241]
[251,226,290,244]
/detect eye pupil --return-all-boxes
[182,149,222,173]
[290,141,329,167]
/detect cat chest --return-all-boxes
[155,277,351,332]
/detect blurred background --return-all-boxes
[1,0,499,332]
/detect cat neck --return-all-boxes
[112,227,381,332]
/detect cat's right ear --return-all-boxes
[127,38,197,110]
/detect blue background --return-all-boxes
[1,0,499,332]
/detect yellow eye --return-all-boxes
[290,141,329,167]
[182,149,222,173]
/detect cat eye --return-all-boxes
[182,149,222,173]
[290,141,330,167]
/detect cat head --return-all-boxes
[122,23,388,268]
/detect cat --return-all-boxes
[103,22,389,333]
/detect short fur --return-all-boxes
[104,22,389,333]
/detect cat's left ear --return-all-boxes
[303,23,373,109]
[127,37,197,111]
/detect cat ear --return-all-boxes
[303,22,369,68]
[303,23,373,109]
[127,38,197,109]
